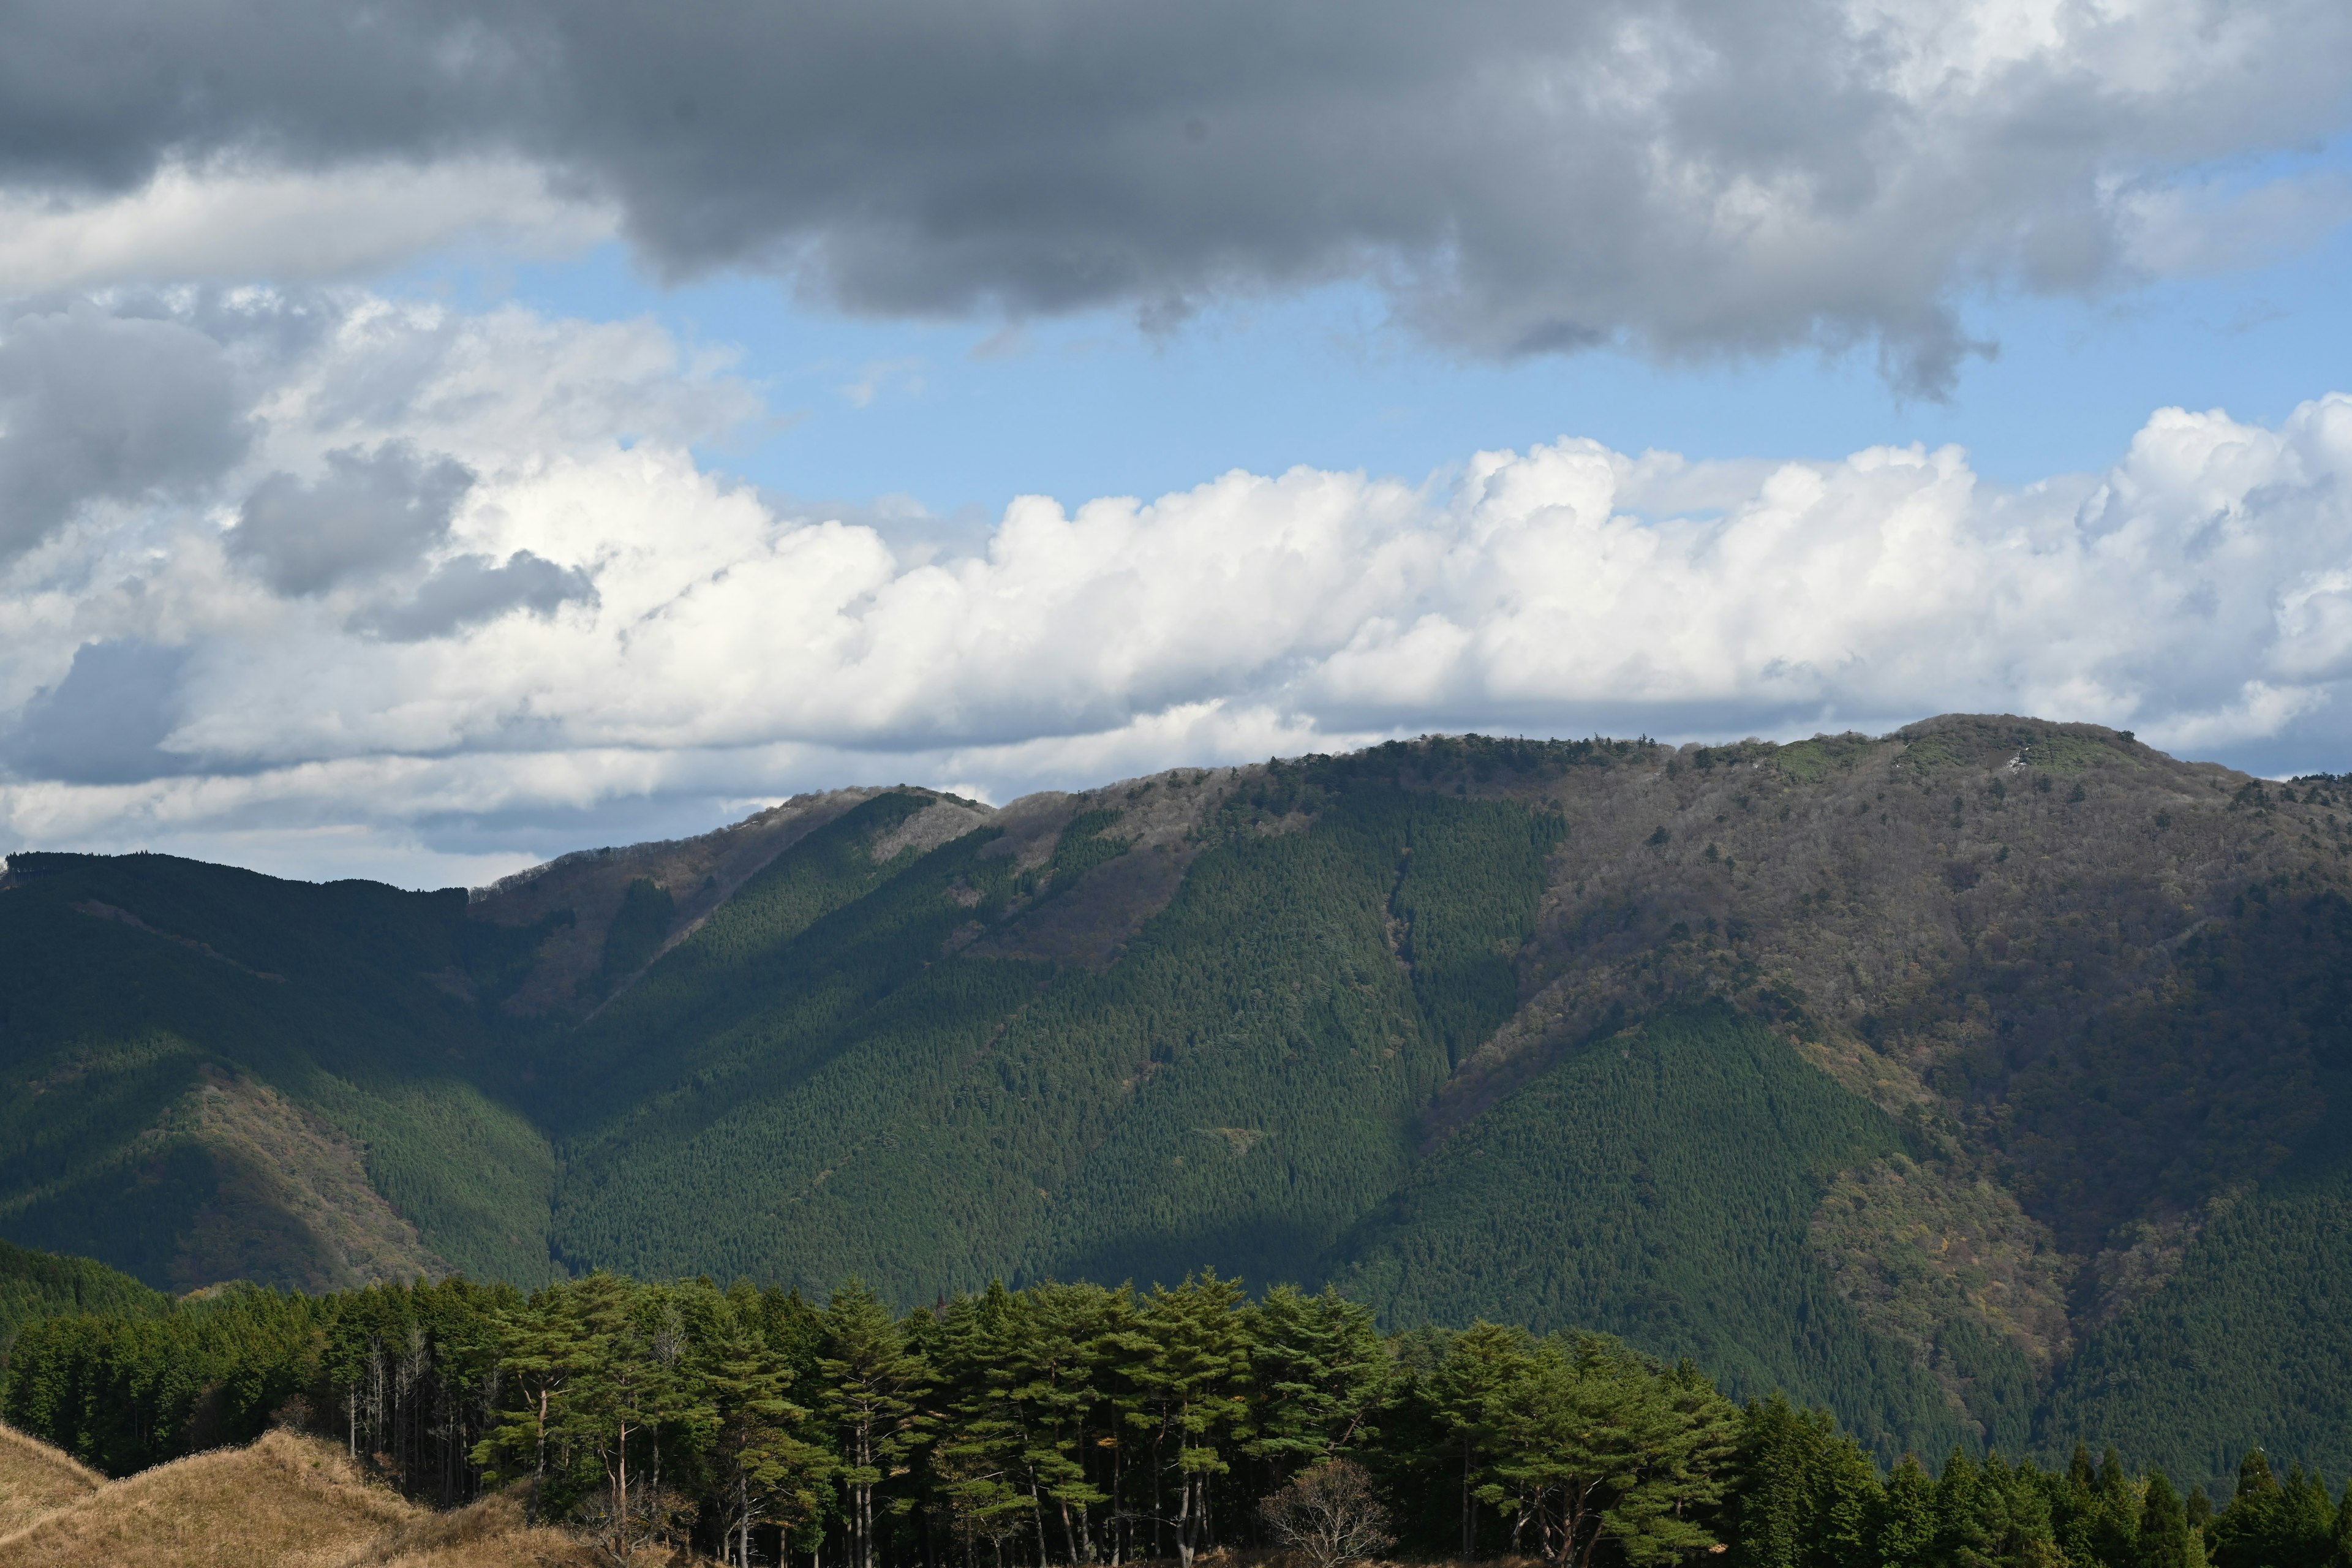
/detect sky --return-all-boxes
[2,0,2351,888]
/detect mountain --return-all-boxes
[3,714,2348,1492]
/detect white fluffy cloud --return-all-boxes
[3,289,2351,885]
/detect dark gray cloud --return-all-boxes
[349,549,597,641]
[227,442,476,595]
[1,639,189,783]
[2,1,2346,391]
[0,299,249,554]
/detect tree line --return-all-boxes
[5,1268,2350,1568]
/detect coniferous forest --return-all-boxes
[9,1267,2351,1568]
[6,714,2352,1534]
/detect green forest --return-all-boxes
[8,1267,2351,1568]
[6,717,2352,1501]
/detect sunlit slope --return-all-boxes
[0,1429,410,1568]
[0,1422,100,1537]
[0,1240,166,1363]
[545,775,1567,1295]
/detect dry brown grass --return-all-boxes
[320,1487,601,1568]
[0,1424,641,1567]
[0,1428,412,1568]
[0,1423,101,1538]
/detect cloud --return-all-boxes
[0,299,249,555]
[2,640,189,784]
[349,550,598,641]
[1,1,2348,388]
[6,292,2352,883]
[0,157,611,296]
[228,443,476,595]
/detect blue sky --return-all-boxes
[405,202,2352,518]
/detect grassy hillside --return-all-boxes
[0,1428,409,1566]
[0,1420,100,1537]
[6,715,2352,1489]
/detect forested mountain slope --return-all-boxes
[4,715,2349,1491]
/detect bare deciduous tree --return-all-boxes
[1259,1460,1393,1568]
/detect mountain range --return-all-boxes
[3,713,2348,1496]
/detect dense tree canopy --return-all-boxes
[6,1270,2347,1568]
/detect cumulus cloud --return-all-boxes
[229,443,477,595]
[1,641,190,785]
[4,290,2352,884]
[0,0,2347,388]
[349,550,597,642]
[0,299,249,554]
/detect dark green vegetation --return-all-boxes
[13,1270,2350,1568]
[1336,1008,1988,1462]
[0,1238,164,1363]
[6,716,2352,1495]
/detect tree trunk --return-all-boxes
[1460,1436,1476,1561]
[532,1389,549,1526]
[1175,1472,1198,1568]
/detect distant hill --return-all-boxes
[5,715,2350,1491]
[0,1241,165,1365]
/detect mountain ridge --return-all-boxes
[4,713,2348,1491]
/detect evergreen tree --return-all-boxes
[2139,1471,2204,1568]
[1479,1335,1736,1568]
[475,1284,595,1520]
[2275,1468,2341,1568]
[1245,1284,1389,1476]
[821,1278,933,1568]
[1425,1321,1535,1559]
[1880,1457,1937,1568]
[1012,1281,1121,1566]
[2215,1450,2285,1568]
[689,1283,832,1568]
[1120,1270,1254,1568]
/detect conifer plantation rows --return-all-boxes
[6,1271,2350,1568]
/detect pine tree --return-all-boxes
[821,1278,933,1568]
[1012,1281,1121,1566]
[692,1284,832,1568]
[472,1285,594,1521]
[1425,1321,1535,1559]
[1120,1270,1254,1568]
[1480,1335,1735,1568]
